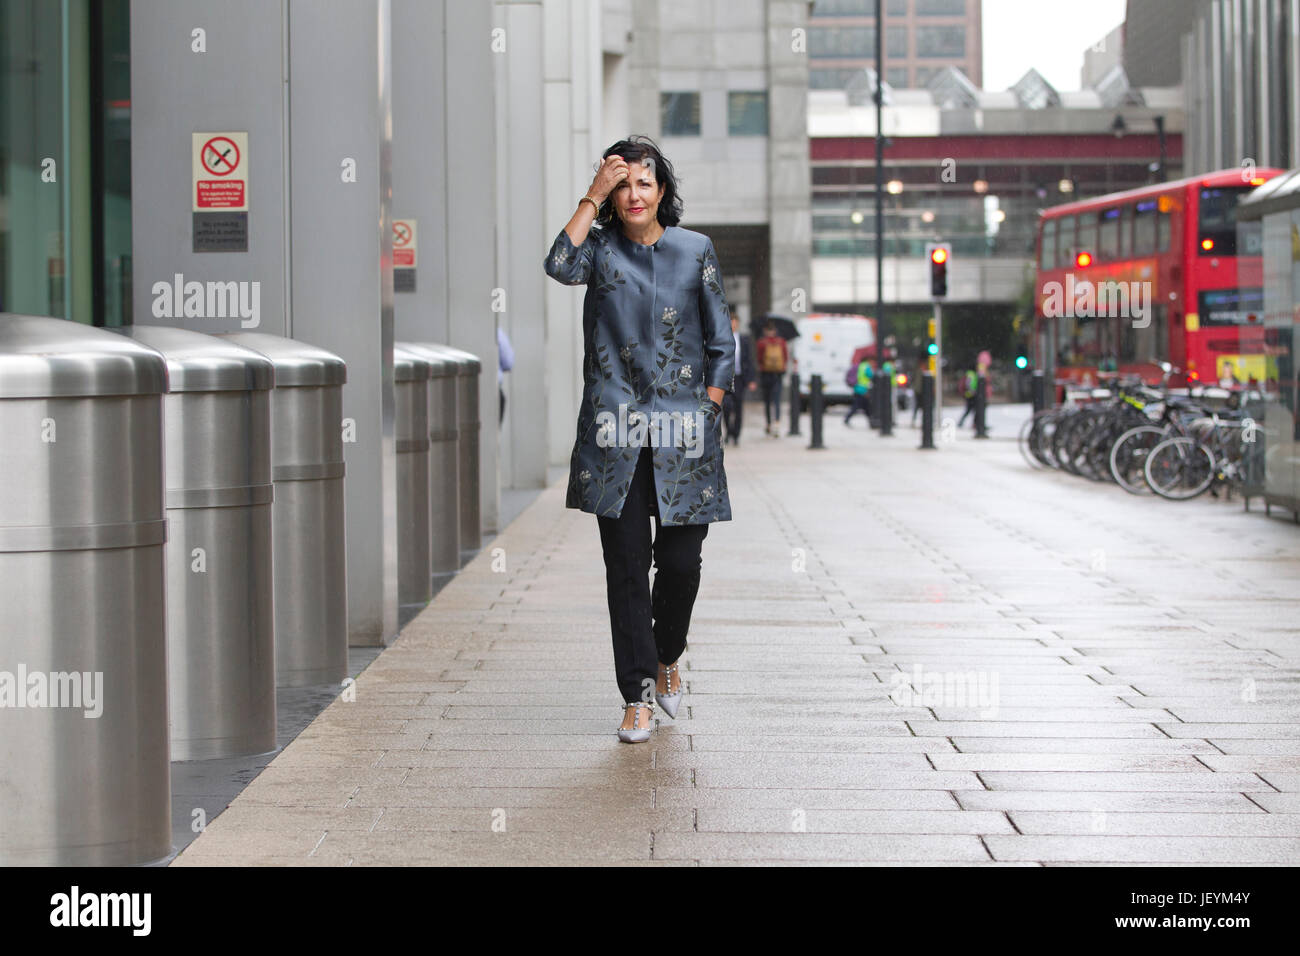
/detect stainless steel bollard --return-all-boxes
[394,346,433,609]
[221,333,348,688]
[0,314,171,865]
[417,344,481,564]
[399,344,460,578]
[118,326,276,761]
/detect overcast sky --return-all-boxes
[982,0,1128,91]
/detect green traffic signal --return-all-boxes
[1015,355,1028,369]
[927,343,938,355]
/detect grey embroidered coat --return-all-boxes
[543,223,735,525]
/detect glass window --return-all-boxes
[809,26,875,58]
[1198,186,1257,256]
[727,92,768,135]
[1134,201,1157,255]
[1039,219,1057,270]
[1057,215,1076,264]
[1156,209,1171,251]
[886,67,908,87]
[1118,205,1132,259]
[660,92,700,136]
[1098,208,1120,260]
[916,0,967,14]
[886,26,908,57]
[915,25,966,57]
[887,0,909,14]
[812,0,874,14]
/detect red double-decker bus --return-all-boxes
[1032,167,1283,389]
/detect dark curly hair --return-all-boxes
[594,135,683,229]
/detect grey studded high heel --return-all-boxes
[656,662,683,719]
[617,701,654,743]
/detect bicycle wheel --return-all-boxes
[1019,411,1054,469]
[1109,425,1165,495]
[1145,436,1215,500]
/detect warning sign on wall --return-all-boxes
[193,131,249,252]
[393,218,416,292]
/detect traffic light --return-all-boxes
[1014,343,1029,370]
[926,243,950,299]
[925,318,938,372]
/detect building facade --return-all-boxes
[808,0,982,92]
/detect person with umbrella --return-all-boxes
[755,319,789,436]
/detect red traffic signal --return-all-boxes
[926,243,950,299]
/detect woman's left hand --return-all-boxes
[707,386,725,407]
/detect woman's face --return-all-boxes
[611,160,665,230]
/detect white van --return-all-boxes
[790,313,877,407]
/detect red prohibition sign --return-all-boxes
[393,222,412,246]
[201,137,241,176]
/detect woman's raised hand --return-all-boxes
[588,155,628,203]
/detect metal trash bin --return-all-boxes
[399,343,460,577]
[118,325,277,761]
[0,313,171,865]
[221,333,348,687]
[394,346,433,609]
[416,343,482,563]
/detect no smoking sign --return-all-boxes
[192,131,248,211]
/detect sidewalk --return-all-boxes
[173,408,1300,865]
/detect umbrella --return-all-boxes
[755,313,800,341]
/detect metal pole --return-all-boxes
[1032,368,1046,413]
[874,0,885,354]
[809,374,825,449]
[788,370,801,436]
[880,366,893,437]
[919,370,935,449]
[974,372,989,439]
[934,301,943,429]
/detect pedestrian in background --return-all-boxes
[543,135,735,744]
[755,320,788,436]
[497,324,514,425]
[844,356,873,426]
[724,310,755,445]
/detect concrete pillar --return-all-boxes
[444,0,503,532]
[129,0,289,333]
[767,0,812,317]
[288,0,396,647]
[494,0,549,491]
[129,0,397,647]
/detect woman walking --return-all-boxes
[543,135,735,743]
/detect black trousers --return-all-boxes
[723,389,744,442]
[759,371,783,425]
[596,443,709,703]
[844,389,871,422]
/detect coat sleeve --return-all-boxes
[700,238,736,394]
[543,227,596,286]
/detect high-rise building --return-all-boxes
[808,0,982,92]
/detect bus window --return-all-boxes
[1118,205,1132,258]
[1134,200,1157,254]
[1099,208,1120,261]
[1156,208,1170,251]
[1198,186,1255,255]
[1039,219,1056,270]
[1058,215,1076,265]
